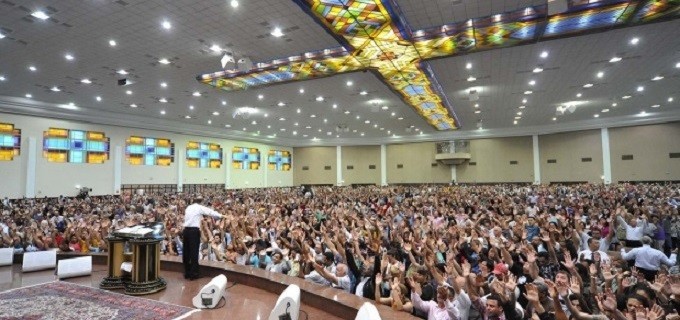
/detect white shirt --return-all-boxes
[411,292,458,320]
[355,277,369,297]
[617,216,647,241]
[577,249,611,263]
[184,203,222,227]
[621,245,677,270]
[453,290,471,320]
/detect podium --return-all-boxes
[100,223,166,295]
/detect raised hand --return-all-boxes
[375,272,383,286]
[669,276,680,296]
[544,280,558,299]
[561,251,574,270]
[570,277,581,295]
[602,262,615,282]
[524,283,540,304]
[526,251,537,264]
[505,273,517,291]
[647,304,665,320]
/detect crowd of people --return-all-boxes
[2,182,680,320]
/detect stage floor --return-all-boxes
[0,264,344,320]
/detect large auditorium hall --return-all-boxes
[1,1,679,320]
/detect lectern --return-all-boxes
[100,222,166,295]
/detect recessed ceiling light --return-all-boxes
[651,104,660,108]
[221,100,227,105]
[364,120,370,124]
[465,62,472,69]
[161,20,172,30]
[305,126,311,129]
[637,86,644,92]
[602,109,609,113]
[315,96,324,102]
[640,111,648,116]
[390,112,395,116]
[359,91,367,95]
[95,96,101,102]
[356,115,360,119]
[189,105,194,110]
[267,125,271,129]
[130,104,138,108]
[360,133,365,136]
[271,27,284,38]
[192,91,201,97]
[50,86,61,92]
[552,117,557,121]
[0,33,5,39]
[209,44,222,52]
[676,62,680,68]
[251,120,257,125]
[332,104,337,109]
[474,110,481,114]
[158,58,170,65]
[0,76,5,81]
[651,75,664,81]
[528,80,536,86]
[212,111,220,116]
[25,94,32,98]
[225,124,231,128]
[257,94,264,100]
[299,88,305,94]
[279,117,285,121]
[109,39,117,47]
[160,110,166,115]
[517,111,522,115]
[612,103,618,107]
[532,67,543,73]
[31,11,50,20]
[474,103,479,108]
[630,37,639,45]
[467,76,476,82]
[277,101,286,107]
[117,69,127,75]
[185,115,191,119]
[583,83,593,88]
[81,78,91,84]
[126,90,132,95]
[323,119,328,123]
[540,51,549,58]
[522,99,527,104]
[397,117,403,120]
[310,114,316,118]
[264,113,269,118]
[296,108,301,113]
[344,110,350,114]
[519,105,526,109]
[381,106,389,110]
[622,95,631,99]
[208,120,212,124]
[64,54,74,61]
[28,65,37,72]
[514,116,521,120]
[609,56,622,63]
[524,90,533,95]
[597,71,604,78]
[158,98,167,103]
[576,93,582,98]
[293,131,297,135]
[594,114,599,118]
[669,97,674,102]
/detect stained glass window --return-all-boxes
[187,141,223,168]
[43,128,109,163]
[268,150,291,171]
[126,136,174,166]
[232,147,260,170]
[0,123,21,161]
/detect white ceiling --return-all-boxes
[0,0,679,146]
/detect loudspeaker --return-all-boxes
[0,248,13,266]
[268,284,300,320]
[57,256,92,279]
[355,302,382,320]
[192,274,227,309]
[22,250,56,272]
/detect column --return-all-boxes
[113,146,122,193]
[380,144,387,186]
[532,135,541,184]
[263,147,269,188]
[336,146,342,186]
[25,137,37,197]
[225,149,231,189]
[177,148,184,192]
[450,141,456,183]
[601,128,612,184]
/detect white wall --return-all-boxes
[0,113,293,198]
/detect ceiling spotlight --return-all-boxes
[630,37,639,45]
[513,120,518,125]
[31,11,50,20]
[0,76,5,81]
[64,54,74,61]
[596,71,604,78]
[310,114,316,118]
[637,86,644,92]
[522,99,527,103]
[524,90,533,95]
[158,58,170,65]
[583,83,593,88]
[532,67,543,73]
[271,27,284,38]
[296,108,301,113]
[185,115,191,119]
[676,62,680,68]
[602,109,609,113]
[552,117,557,121]
[208,120,212,124]
[130,104,138,108]
[669,97,674,102]
[364,120,370,124]
[315,96,324,102]
[528,80,536,86]
[609,56,622,63]
[640,111,648,116]
[221,100,227,106]
[514,116,521,120]
[28,65,37,72]
[397,117,403,120]
[251,120,257,125]
[517,111,523,115]
[192,91,201,97]
[210,44,222,53]
[25,94,32,98]
[81,78,91,84]
[50,86,61,92]
[381,106,389,110]
[189,105,194,110]
[390,112,396,117]
[540,51,549,58]
[161,20,172,30]
[126,90,132,95]
[109,39,117,47]
[622,95,631,99]
[299,88,305,94]
[0,33,4,39]
[519,105,526,109]
[344,110,350,114]
[160,110,166,115]
[225,124,231,128]
[467,76,476,82]
[576,93,582,98]
[279,117,285,121]
[651,75,664,81]
[257,94,264,100]
[264,113,269,118]
[359,91,367,95]
[474,110,481,114]
[95,96,101,101]
[612,103,618,107]
[332,104,337,109]
[323,119,328,123]
[155,98,166,103]
[651,104,660,108]
[117,69,128,75]
[465,62,472,69]
[594,114,599,118]
[277,101,286,107]
[230,0,239,8]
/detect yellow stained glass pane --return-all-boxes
[187,159,199,168]
[48,128,69,137]
[87,153,106,164]
[0,150,13,161]
[232,162,242,169]
[268,163,275,170]
[283,164,291,171]
[0,123,13,132]
[209,144,220,151]
[87,132,104,140]
[157,158,172,166]
[128,136,144,144]
[157,139,170,147]
[128,155,143,165]
[187,141,199,149]
[47,151,67,162]
[249,162,260,170]
[209,160,221,168]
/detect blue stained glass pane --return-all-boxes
[87,141,104,151]
[187,150,200,158]
[70,151,84,163]
[156,147,170,156]
[0,135,12,147]
[145,154,155,165]
[200,150,209,158]
[72,140,84,150]
[200,143,208,150]
[247,154,259,162]
[209,151,220,159]
[47,138,69,150]
[146,146,155,154]
[70,130,85,140]
[233,153,245,161]
[200,158,208,167]
[128,145,145,154]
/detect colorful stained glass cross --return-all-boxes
[198,0,678,130]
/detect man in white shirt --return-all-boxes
[308,257,352,292]
[620,236,677,281]
[616,208,647,248]
[183,196,226,280]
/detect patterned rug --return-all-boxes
[0,281,199,320]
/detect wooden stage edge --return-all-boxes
[11,252,414,320]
